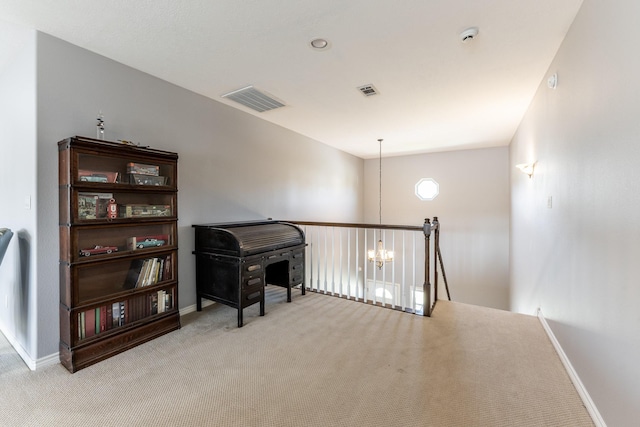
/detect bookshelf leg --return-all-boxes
[238,308,243,328]
[196,296,202,312]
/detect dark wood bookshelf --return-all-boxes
[58,136,180,372]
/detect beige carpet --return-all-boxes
[0,287,593,427]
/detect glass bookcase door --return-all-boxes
[75,152,176,188]
[74,191,176,222]
[59,136,180,372]
[72,222,176,262]
[74,285,176,345]
[75,254,175,305]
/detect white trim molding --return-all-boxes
[179,299,216,316]
[537,308,607,427]
[0,322,36,370]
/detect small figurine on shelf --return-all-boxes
[79,245,118,257]
[96,111,105,140]
[106,198,118,219]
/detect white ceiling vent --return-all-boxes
[221,85,285,112]
[357,84,379,97]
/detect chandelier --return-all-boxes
[368,138,394,269]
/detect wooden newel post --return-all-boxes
[423,218,431,316]
[432,216,439,303]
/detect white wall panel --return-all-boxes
[364,147,510,310]
[32,33,363,359]
[510,1,640,424]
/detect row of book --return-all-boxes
[77,289,175,340]
[124,255,172,290]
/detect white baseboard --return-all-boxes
[0,321,36,370]
[536,308,607,427]
[179,299,215,316]
[36,351,61,369]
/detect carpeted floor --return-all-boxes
[0,287,593,426]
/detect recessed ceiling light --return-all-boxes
[310,38,329,50]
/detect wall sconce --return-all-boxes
[515,162,536,178]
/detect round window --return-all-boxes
[415,178,439,200]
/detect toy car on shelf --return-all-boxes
[136,238,166,249]
[80,245,119,257]
[79,174,108,183]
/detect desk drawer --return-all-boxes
[244,263,262,274]
[243,276,263,288]
[241,288,263,308]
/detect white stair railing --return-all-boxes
[288,218,448,316]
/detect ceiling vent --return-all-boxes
[357,84,379,97]
[221,85,285,112]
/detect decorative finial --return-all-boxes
[96,111,105,140]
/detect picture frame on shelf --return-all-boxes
[78,193,114,220]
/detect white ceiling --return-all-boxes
[0,0,583,159]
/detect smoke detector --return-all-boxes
[460,27,479,43]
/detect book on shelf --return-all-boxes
[123,255,172,290]
[141,258,155,287]
[141,259,154,287]
[78,312,85,340]
[157,290,167,313]
[78,307,101,340]
[111,302,126,328]
[100,306,107,332]
[120,301,126,326]
[77,294,173,340]
[162,288,174,312]
[150,293,158,315]
[163,254,172,279]
[123,258,145,289]
[85,308,96,338]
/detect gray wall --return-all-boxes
[364,147,510,310]
[510,0,640,425]
[0,22,38,362]
[12,32,363,362]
